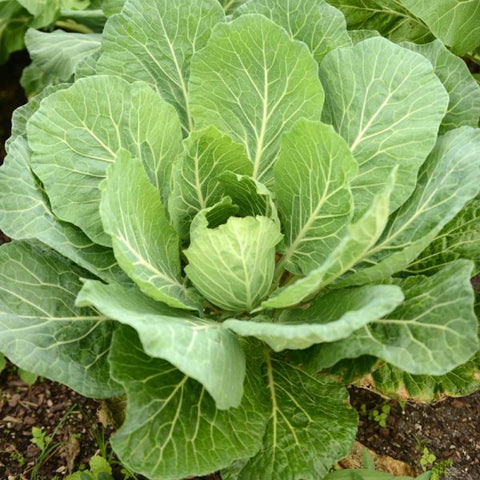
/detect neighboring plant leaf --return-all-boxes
[185,216,282,312]
[169,126,252,240]
[77,279,246,409]
[27,75,183,246]
[275,119,357,275]
[21,29,101,95]
[100,152,201,310]
[0,353,6,373]
[326,0,432,44]
[370,355,480,402]
[401,40,480,134]
[17,0,59,28]
[0,137,125,284]
[261,172,395,309]
[307,260,479,375]
[400,0,480,54]
[109,326,268,479]
[0,241,122,398]
[97,0,224,132]
[102,0,124,15]
[320,37,449,214]
[340,127,480,287]
[189,14,325,186]
[406,195,480,276]
[324,468,432,479]
[224,284,404,351]
[227,354,357,480]
[18,368,37,385]
[0,1,32,64]
[236,0,352,63]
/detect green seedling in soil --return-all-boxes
[30,426,52,450]
[65,455,114,480]
[9,448,26,467]
[417,445,452,480]
[369,404,391,428]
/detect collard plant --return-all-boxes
[1,0,480,479]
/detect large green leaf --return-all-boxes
[226,354,357,480]
[340,127,480,287]
[261,172,395,309]
[275,120,357,275]
[320,37,449,214]
[327,0,432,44]
[401,0,480,54]
[21,29,101,94]
[224,285,403,351]
[27,75,182,246]
[189,14,324,186]
[169,127,252,240]
[100,152,200,310]
[109,326,268,479]
[185,216,282,312]
[0,241,122,398]
[77,280,245,409]
[307,260,479,375]
[236,0,352,63]
[0,137,124,284]
[406,195,480,276]
[401,40,480,135]
[97,0,224,132]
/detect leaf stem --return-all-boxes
[54,20,94,34]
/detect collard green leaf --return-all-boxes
[224,285,403,351]
[77,280,245,409]
[307,260,479,375]
[0,1,31,64]
[229,354,357,480]
[0,137,125,284]
[0,241,122,398]
[109,326,268,479]
[320,37,449,214]
[401,40,480,135]
[236,0,352,63]
[406,195,480,276]
[100,152,200,311]
[261,172,395,309]
[189,14,325,186]
[185,216,282,312]
[401,0,480,54]
[327,0,432,44]
[27,75,182,246]
[97,0,224,131]
[275,120,357,275]
[370,357,480,403]
[169,127,252,240]
[341,127,480,287]
[102,0,124,15]
[21,29,101,95]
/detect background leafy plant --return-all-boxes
[0,0,479,479]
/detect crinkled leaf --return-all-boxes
[327,0,432,44]
[228,354,357,480]
[401,0,480,54]
[370,357,480,403]
[27,75,182,246]
[0,241,122,398]
[109,326,268,479]
[100,152,200,310]
[407,195,480,276]
[341,127,480,287]
[185,216,282,312]
[262,172,395,309]
[189,14,324,186]
[21,29,101,94]
[97,0,224,131]
[320,37,449,214]
[401,40,480,134]
[0,137,125,284]
[275,120,357,275]
[169,127,252,240]
[224,285,403,351]
[77,280,244,409]
[236,0,352,63]
[307,260,479,375]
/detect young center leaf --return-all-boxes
[320,36,449,214]
[100,151,201,311]
[189,14,325,185]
